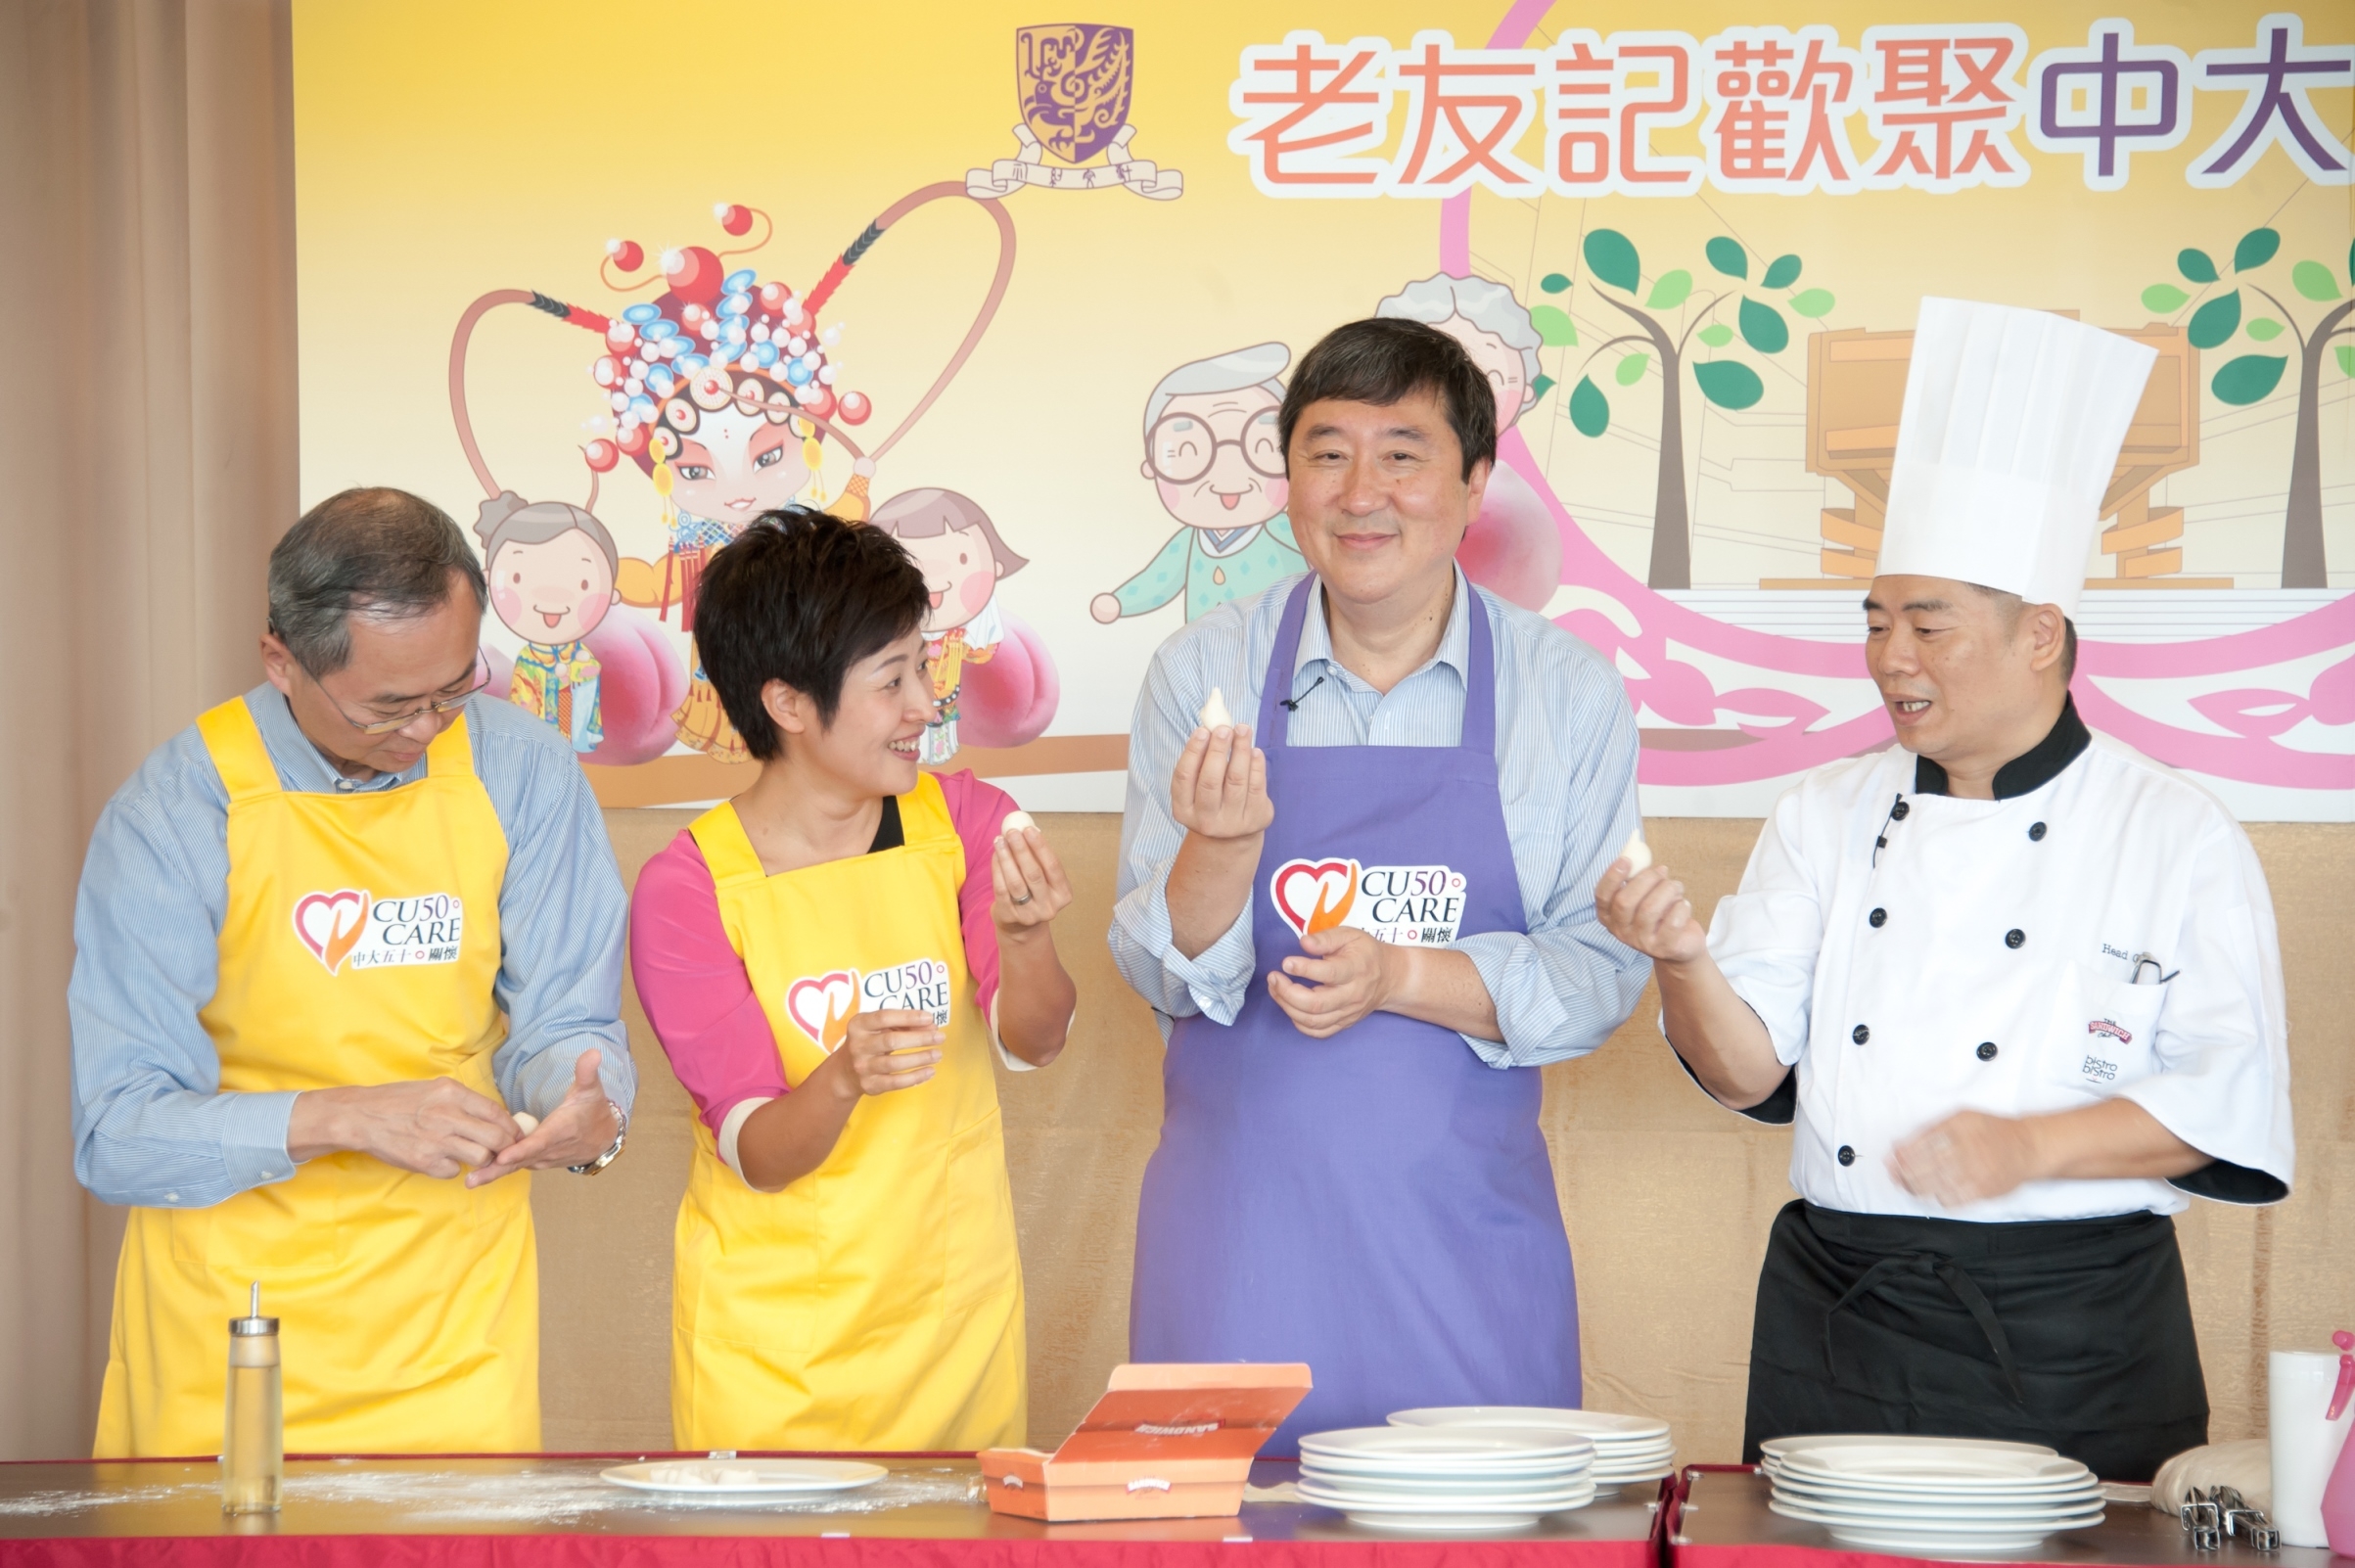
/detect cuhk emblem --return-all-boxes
[1018,23,1133,164]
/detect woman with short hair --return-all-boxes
[628,508,1076,1451]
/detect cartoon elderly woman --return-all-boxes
[870,487,1031,764]
[474,492,619,755]
[1375,273,1561,610]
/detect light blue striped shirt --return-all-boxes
[69,683,634,1209]
[1110,568,1650,1066]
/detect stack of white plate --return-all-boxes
[1296,1426,1597,1531]
[1391,1407,1675,1485]
[1765,1436,2103,1553]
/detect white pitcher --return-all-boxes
[2268,1347,2355,1547]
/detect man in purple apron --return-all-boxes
[1108,318,1651,1452]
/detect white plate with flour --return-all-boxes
[601,1458,888,1496]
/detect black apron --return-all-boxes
[1744,1200,2208,1481]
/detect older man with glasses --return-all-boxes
[70,486,633,1458]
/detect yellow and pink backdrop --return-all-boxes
[296,0,2353,817]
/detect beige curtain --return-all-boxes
[0,0,297,1458]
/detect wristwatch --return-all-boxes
[569,1101,628,1176]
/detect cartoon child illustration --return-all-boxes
[1090,342,1302,625]
[1375,273,1561,611]
[474,493,619,755]
[871,487,1032,764]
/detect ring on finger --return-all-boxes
[1011,892,1033,905]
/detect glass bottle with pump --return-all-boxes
[222,1282,282,1514]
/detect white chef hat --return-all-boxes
[1878,298,2157,618]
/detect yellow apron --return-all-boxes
[94,698,538,1457]
[672,773,1025,1451]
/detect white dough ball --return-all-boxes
[512,1112,539,1134]
[1001,810,1038,837]
[1620,832,1653,874]
[1198,687,1235,729]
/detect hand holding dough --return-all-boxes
[512,1112,538,1135]
[1198,687,1235,730]
[1000,810,1038,837]
[1619,832,1653,874]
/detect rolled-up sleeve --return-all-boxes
[485,723,634,1120]
[1108,626,1258,1028]
[1704,787,1825,1068]
[2125,820,2293,1202]
[1453,629,1649,1068]
[69,745,298,1209]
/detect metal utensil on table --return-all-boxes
[2180,1484,2280,1552]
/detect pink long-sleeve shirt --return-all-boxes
[628,771,1019,1146]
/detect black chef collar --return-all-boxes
[1913,693,2091,801]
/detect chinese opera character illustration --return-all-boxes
[872,488,1057,763]
[446,23,1179,772]
[1092,342,1303,625]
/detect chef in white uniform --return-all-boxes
[1597,298,2294,1481]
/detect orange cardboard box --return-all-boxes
[979,1362,1311,1522]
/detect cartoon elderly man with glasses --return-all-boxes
[1091,343,1306,626]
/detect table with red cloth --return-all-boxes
[0,1454,1667,1565]
[1667,1466,2338,1568]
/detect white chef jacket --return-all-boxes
[1701,710,2294,1223]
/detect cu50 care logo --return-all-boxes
[1269,857,1468,945]
[292,889,465,975]
[784,958,954,1052]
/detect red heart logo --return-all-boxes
[1270,858,1359,937]
[786,971,859,1052]
[292,889,370,974]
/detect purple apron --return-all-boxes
[1130,576,1580,1453]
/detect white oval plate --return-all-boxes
[601,1458,889,1495]
[1391,1407,1670,1443]
[1762,1434,2058,1466]
[1771,1488,2101,1525]
[1302,1478,1596,1506]
[1771,1468,2101,1506]
[1302,1427,1595,1462]
[1301,1469,1593,1499]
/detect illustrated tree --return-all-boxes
[1538,231,1833,591]
[2141,227,2355,588]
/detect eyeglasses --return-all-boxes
[314,655,493,735]
[1145,408,1285,484]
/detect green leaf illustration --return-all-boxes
[1692,359,1766,410]
[2187,291,2241,349]
[1530,373,1556,400]
[1738,297,1789,353]
[1762,254,1803,290]
[2233,228,2281,272]
[2291,259,2342,301]
[1646,270,1693,309]
[1532,304,1579,346]
[1616,351,1651,386]
[2210,354,2286,405]
[2338,346,2355,378]
[2141,284,2191,312]
[1568,376,1610,437]
[1788,289,1835,318]
[2178,249,2219,285]
[1541,272,1572,295]
[2245,318,2285,342]
[1585,230,1642,292]
[1697,323,1735,348]
[1705,238,1748,280]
